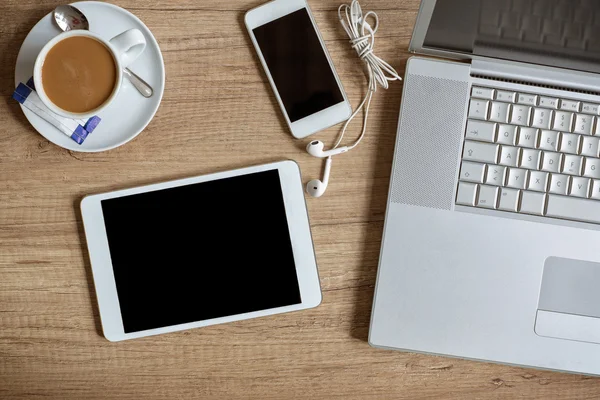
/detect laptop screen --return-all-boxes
[423,0,600,74]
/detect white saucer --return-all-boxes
[14,1,165,152]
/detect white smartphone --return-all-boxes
[81,161,322,342]
[245,0,352,139]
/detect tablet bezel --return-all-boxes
[81,160,321,341]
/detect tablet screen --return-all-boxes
[100,170,301,333]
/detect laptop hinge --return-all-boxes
[471,59,600,97]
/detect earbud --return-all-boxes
[306,140,349,158]
[305,141,349,198]
[306,157,332,198]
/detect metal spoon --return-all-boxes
[53,5,154,98]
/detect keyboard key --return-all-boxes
[560,99,581,112]
[558,133,580,154]
[456,182,478,206]
[574,114,594,135]
[582,102,599,114]
[511,105,532,125]
[541,12,557,30]
[539,96,559,109]
[545,35,564,47]
[489,102,510,123]
[463,140,499,164]
[471,87,495,100]
[575,7,593,24]
[480,24,502,36]
[522,29,545,42]
[523,28,540,39]
[497,124,517,145]
[498,188,520,211]
[513,1,532,13]
[592,180,600,199]
[500,146,520,166]
[503,28,522,40]
[534,2,551,18]
[468,99,489,120]
[521,22,541,35]
[496,90,516,103]
[542,151,563,172]
[590,39,600,53]
[477,185,499,209]
[566,38,586,50]
[539,130,559,151]
[553,111,574,132]
[570,177,591,198]
[520,148,541,170]
[528,171,549,192]
[507,168,528,189]
[531,108,552,129]
[460,161,486,183]
[517,127,538,148]
[500,11,517,28]
[546,195,600,224]
[552,4,572,20]
[480,7,501,25]
[564,22,583,40]
[480,5,501,24]
[517,93,538,106]
[545,20,563,37]
[584,22,600,40]
[550,174,569,195]
[520,191,546,215]
[521,14,541,31]
[584,158,600,179]
[485,165,506,186]
[563,154,583,175]
[581,136,599,157]
[465,120,496,142]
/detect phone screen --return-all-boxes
[253,8,344,122]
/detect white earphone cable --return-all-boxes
[333,0,402,151]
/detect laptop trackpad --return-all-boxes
[535,257,600,344]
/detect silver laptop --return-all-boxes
[370,0,600,375]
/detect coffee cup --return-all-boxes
[33,29,146,119]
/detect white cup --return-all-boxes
[33,29,147,119]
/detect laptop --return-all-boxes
[370,0,600,375]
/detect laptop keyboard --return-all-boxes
[457,86,600,225]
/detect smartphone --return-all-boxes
[245,0,352,139]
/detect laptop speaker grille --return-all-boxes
[390,74,469,210]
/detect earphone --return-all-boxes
[305,0,401,197]
[305,156,332,198]
[306,140,349,158]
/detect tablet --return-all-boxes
[81,160,321,341]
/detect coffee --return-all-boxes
[42,36,117,113]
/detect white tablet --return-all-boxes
[81,160,321,341]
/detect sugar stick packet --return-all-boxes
[24,77,101,134]
[13,79,101,145]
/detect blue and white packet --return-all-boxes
[25,77,100,135]
[12,78,101,145]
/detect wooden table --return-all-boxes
[1,0,599,398]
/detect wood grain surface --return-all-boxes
[1,0,600,399]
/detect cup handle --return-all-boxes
[109,29,146,68]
